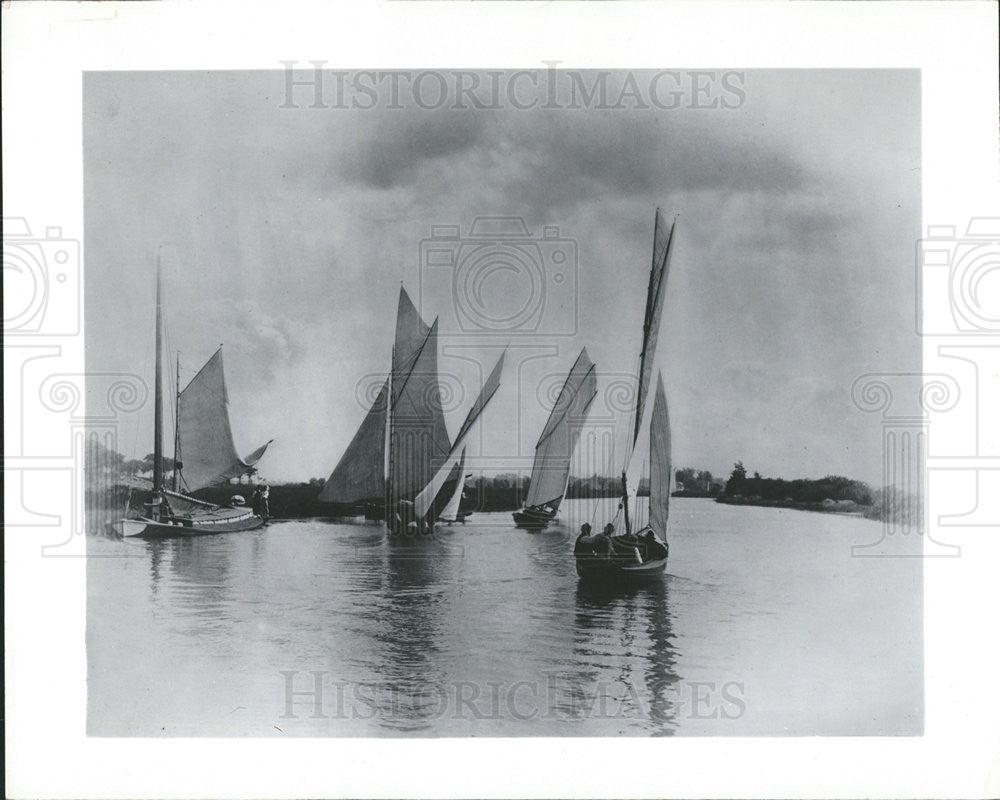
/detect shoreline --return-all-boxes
[714,494,875,519]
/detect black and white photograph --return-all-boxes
[4,2,999,798]
[83,67,923,738]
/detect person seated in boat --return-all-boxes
[636,527,666,559]
[575,522,608,557]
[591,523,612,556]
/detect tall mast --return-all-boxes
[152,259,164,514]
[172,351,180,492]
[621,471,632,536]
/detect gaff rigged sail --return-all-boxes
[524,349,597,509]
[318,378,389,503]
[633,209,676,450]
[388,289,452,503]
[177,348,271,491]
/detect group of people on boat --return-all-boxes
[390,499,433,536]
[574,521,668,567]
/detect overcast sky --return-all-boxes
[84,69,920,486]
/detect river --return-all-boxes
[87,498,922,737]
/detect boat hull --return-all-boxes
[439,512,471,524]
[513,506,557,529]
[116,512,265,538]
[573,528,669,582]
[575,555,667,581]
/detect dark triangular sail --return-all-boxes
[392,287,434,405]
[525,349,597,508]
[633,208,676,449]
[177,348,271,491]
[389,313,452,502]
[319,378,389,503]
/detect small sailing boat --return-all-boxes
[513,348,597,529]
[574,209,675,581]
[320,286,505,535]
[116,265,272,538]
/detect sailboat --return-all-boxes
[116,266,272,537]
[320,286,505,535]
[513,348,597,529]
[574,209,675,580]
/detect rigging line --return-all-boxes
[535,363,598,449]
[639,457,648,529]
[123,337,156,517]
[588,428,608,529]
[164,323,178,443]
[589,488,601,528]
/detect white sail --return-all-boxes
[414,351,505,519]
[648,373,671,534]
[177,348,271,491]
[615,373,658,529]
[524,349,597,509]
[438,448,467,521]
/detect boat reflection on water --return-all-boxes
[525,515,680,735]
[89,506,922,738]
[568,577,679,735]
[355,535,464,733]
[146,535,238,624]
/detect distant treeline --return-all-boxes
[714,460,918,524]
[721,460,874,505]
[85,438,917,526]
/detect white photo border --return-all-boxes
[3,1,999,798]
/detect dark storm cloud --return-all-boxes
[338,110,490,189]
[314,99,810,223]
[84,69,920,484]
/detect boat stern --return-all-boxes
[116,518,151,538]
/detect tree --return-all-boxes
[675,467,697,488]
[726,461,747,495]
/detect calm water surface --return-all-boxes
[88,499,922,736]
